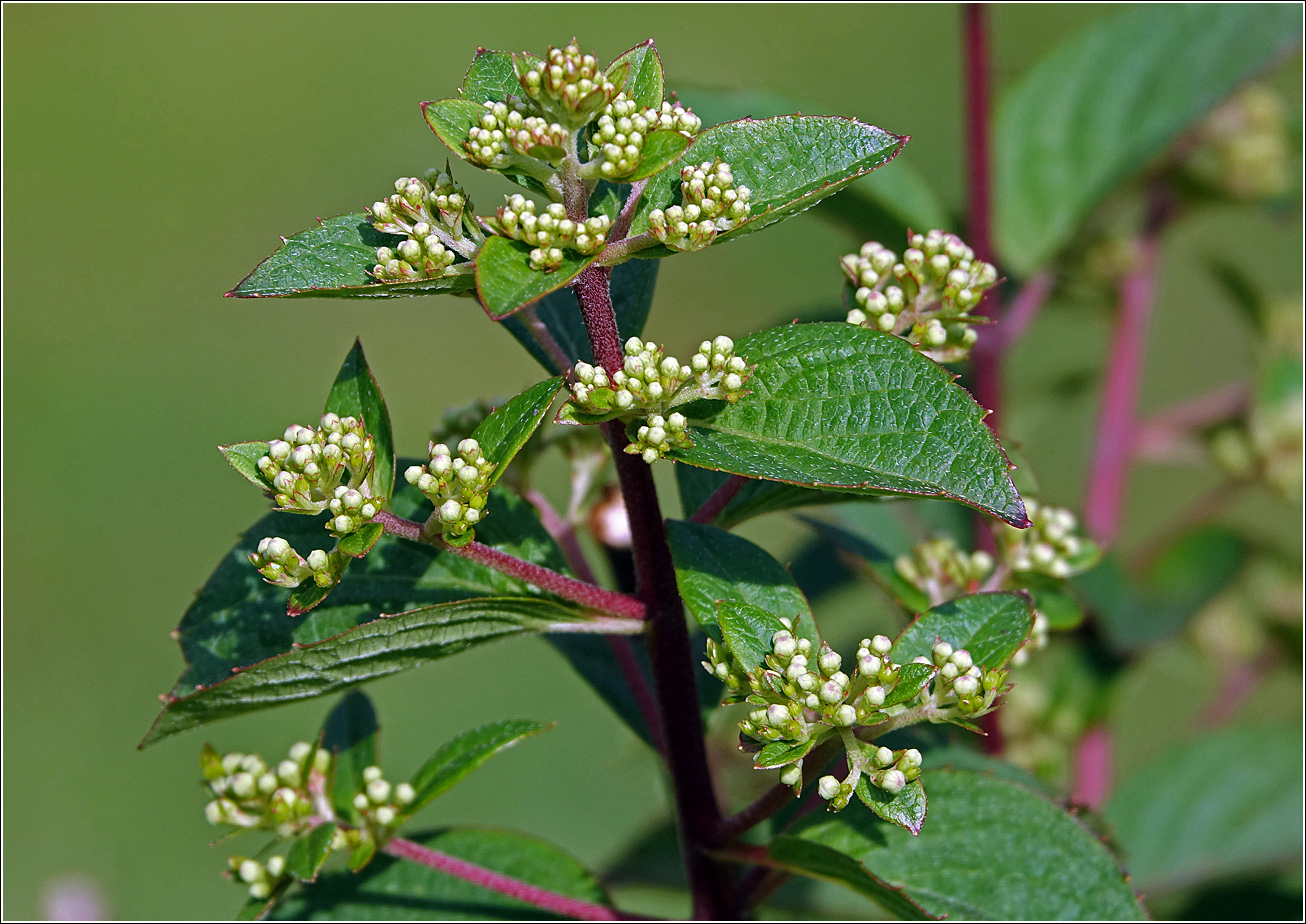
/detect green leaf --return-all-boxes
[287,824,338,883]
[474,236,595,321]
[348,838,377,873]
[626,130,690,181]
[288,579,340,618]
[791,769,1144,919]
[630,116,906,245]
[715,600,786,673]
[608,40,663,110]
[1105,721,1303,893]
[407,720,550,815]
[674,466,848,529]
[321,691,378,824]
[892,593,1034,670]
[1073,526,1248,651]
[670,324,1027,526]
[337,523,384,558]
[995,4,1303,275]
[421,98,486,164]
[271,827,610,921]
[797,515,931,613]
[143,596,632,747]
[222,441,274,492]
[325,340,395,504]
[766,835,936,921]
[461,50,520,104]
[755,738,816,771]
[881,662,936,709]
[469,377,564,485]
[665,519,816,645]
[227,214,476,299]
[855,775,928,836]
[502,257,659,374]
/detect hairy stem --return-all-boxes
[372,511,646,620]
[383,836,623,921]
[572,263,739,918]
[610,178,650,241]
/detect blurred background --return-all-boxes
[4,4,1301,920]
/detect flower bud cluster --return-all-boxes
[467,97,570,167]
[895,537,994,606]
[817,744,923,812]
[1186,85,1291,201]
[403,438,496,540]
[995,499,1097,579]
[568,336,751,462]
[256,414,378,519]
[918,639,1008,718]
[842,230,998,362]
[648,160,752,251]
[589,93,702,179]
[347,765,416,834]
[228,854,290,901]
[519,41,623,126]
[494,195,612,271]
[368,172,470,281]
[1210,396,1304,501]
[248,537,346,590]
[202,741,329,837]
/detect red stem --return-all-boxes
[572,265,739,918]
[1084,235,1160,544]
[1070,724,1113,810]
[690,474,749,524]
[372,511,646,621]
[383,836,622,921]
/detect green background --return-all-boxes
[3,4,1299,919]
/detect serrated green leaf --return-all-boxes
[792,769,1143,919]
[766,835,936,920]
[421,98,486,164]
[674,466,848,528]
[288,579,339,617]
[474,236,595,320]
[608,40,663,110]
[666,519,817,645]
[630,115,906,245]
[270,827,609,921]
[321,691,378,824]
[143,595,632,747]
[222,441,274,492]
[1106,721,1303,893]
[892,592,1033,670]
[347,837,377,873]
[461,50,520,104]
[755,738,815,771]
[670,324,1026,526]
[287,824,338,882]
[228,214,476,299]
[995,4,1302,275]
[855,775,928,836]
[625,130,690,182]
[501,257,659,374]
[797,515,931,613]
[715,600,787,673]
[407,720,549,815]
[325,340,395,504]
[337,523,384,558]
[469,377,564,486]
[881,662,936,709]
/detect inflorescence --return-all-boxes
[704,625,1010,810]
[368,171,476,281]
[648,160,752,252]
[567,336,751,462]
[842,230,998,362]
[403,438,496,542]
[494,195,612,271]
[588,93,702,179]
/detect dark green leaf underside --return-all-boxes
[716,600,786,673]
[670,324,1026,526]
[475,236,595,320]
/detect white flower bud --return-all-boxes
[870,635,893,656]
[932,641,953,665]
[395,782,415,805]
[367,779,391,804]
[375,805,397,827]
[817,776,842,801]
[879,769,907,795]
[834,704,857,726]
[239,859,263,884]
[862,685,886,708]
[362,765,383,783]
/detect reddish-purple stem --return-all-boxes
[573,264,739,918]
[690,474,749,524]
[383,836,622,921]
[1132,381,1250,458]
[1084,235,1160,544]
[372,511,646,620]
[1070,724,1114,810]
